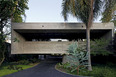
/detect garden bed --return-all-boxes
[0,60,40,77]
[55,63,116,77]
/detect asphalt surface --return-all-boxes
[3,59,80,77]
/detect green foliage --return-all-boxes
[101,0,116,23]
[13,38,20,42]
[56,63,116,77]
[7,65,23,71]
[0,63,34,77]
[66,42,88,74]
[78,64,116,77]
[76,39,112,56]
[112,19,116,26]
[57,63,63,67]
[0,0,29,22]
[17,60,30,65]
[111,15,116,26]
[61,0,116,71]
[16,58,40,65]
[62,0,102,25]
[29,58,40,63]
[0,0,28,66]
[91,39,112,56]
[58,63,70,69]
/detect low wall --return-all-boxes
[12,40,72,54]
[23,41,72,54]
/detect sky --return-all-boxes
[25,0,101,22]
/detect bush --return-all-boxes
[91,39,112,56]
[7,65,23,71]
[79,64,116,77]
[17,60,30,65]
[57,63,70,69]
[56,63,116,77]
[29,58,39,63]
[66,42,88,74]
[76,39,112,56]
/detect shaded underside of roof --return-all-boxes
[15,29,111,41]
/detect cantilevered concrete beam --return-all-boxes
[11,23,114,54]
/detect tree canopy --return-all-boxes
[0,0,29,23]
[61,0,116,71]
[0,0,29,66]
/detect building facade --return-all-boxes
[11,23,114,54]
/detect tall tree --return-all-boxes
[62,0,116,71]
[0,0,28,66]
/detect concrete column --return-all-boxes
[62,55,69,63]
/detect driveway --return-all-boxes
[3,59,80,77]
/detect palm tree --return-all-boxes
[62,0,116,71]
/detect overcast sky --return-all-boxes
[25,0,101,22]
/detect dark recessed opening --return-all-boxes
[15,29,111,41]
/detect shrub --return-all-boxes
[29,58,39,63]
[17,60,30,65]
[58,62,70,69]
[66,42,88,75]
[76,39,112,56]
[7,65,23,71]
[91,39,112,56]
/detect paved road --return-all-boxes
[3,60,80,77]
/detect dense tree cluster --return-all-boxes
[0,0,28,66]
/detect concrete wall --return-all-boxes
[11,22,114,54]
[12,22,114,30]
[23,41,71,54]
[11,30,25,54]
[11,30,72,54]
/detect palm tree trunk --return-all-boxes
[86,0,94,71]
[86,27,92,71]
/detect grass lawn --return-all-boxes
[0,63,38,77]
[56,63,116,77]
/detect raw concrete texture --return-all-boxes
[12,23,114,30]
[11,22,114,54]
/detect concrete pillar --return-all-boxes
[62,55,69,63]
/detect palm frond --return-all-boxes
[102,0,116,22]
[61,0,116,24]
[75,0,90,24]
[62,0,71,21]
[93,0,102,19]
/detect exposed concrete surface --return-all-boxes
[12,23,114,30]
[23,42,71,54]
[11,30,25,54]
[11,22,114,54]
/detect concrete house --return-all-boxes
[11,23,114,54]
